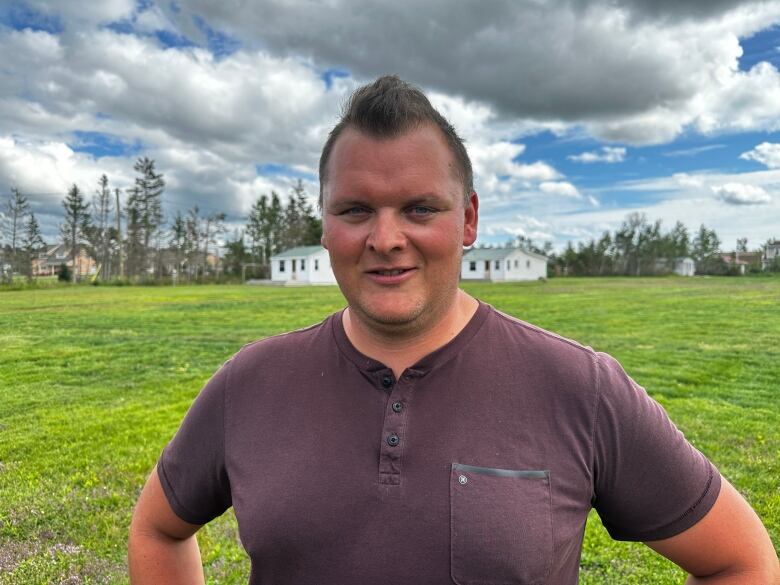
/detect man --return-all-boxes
[129,76,779,584]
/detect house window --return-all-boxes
[469,261,476,271]
[506,260,510,270]
[315,259,319,271]
[514,260,519,268]
[301,259,306,270]
[494,260,500,269]
[526,260,531,268]
[279,260,285,272]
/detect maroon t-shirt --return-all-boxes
[158,301,720,584]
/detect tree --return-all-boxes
[185,206,203,280]
[736,238,748,254]
[115,188,124,279]
[129,157,165,279]
[124,186,144,279]
[283,180,321,248]
[202,211,227,277]
[222,230,250,277]
[92,175,113,280]
[169,211,187,277]
[692,224,723,275]
[60,184,92,282]
[246,192,284,278]
[21,212,45,280]
[4,187,30,276]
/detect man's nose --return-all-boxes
[367,210,406,254]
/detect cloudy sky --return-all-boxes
[2,0,780,251]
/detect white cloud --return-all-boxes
[740,142,780,168]
[568,146,627,163]
[711,182,772,205]
[539,181,581,198]
[148,0,780,145]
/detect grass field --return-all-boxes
[1,277,778,583]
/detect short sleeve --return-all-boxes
[592,352,721,542]
[157,360,233,525]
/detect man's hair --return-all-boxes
[318,75,474,208]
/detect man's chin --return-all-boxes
[351,302,427,331]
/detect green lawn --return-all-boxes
[1,277,778,583]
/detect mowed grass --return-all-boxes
[0,277,778,583]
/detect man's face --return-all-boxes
[321,124,478,333]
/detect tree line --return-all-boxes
[542,212,773,276]
[0,157,321,284]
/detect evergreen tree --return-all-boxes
[4,187,30,277]
[169,211,187,277]
[92,174,113,280]
[124,186,144,279]
[115,188,124,279]
[60,184,92,282]
[222,230,250,277]
[21,212,45,280]
[131,157,165,279]
[203,211,227,276]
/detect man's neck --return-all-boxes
[343,290,479,378]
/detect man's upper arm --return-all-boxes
[132,465,203,541]
[645,476,779,583]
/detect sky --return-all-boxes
[2,0,780,252]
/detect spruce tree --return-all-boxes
[60,184,91,282]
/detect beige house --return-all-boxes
[32,244,96,277]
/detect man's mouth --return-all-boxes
[368,268,414,276]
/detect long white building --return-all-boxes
[461,247,548,281]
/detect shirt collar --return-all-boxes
[329,300,491,377]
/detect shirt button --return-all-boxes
[381,374,393,389]
[391,401,403,413]
[387,433,400,447]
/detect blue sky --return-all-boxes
[2,0,780,251]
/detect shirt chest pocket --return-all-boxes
[450,463,553,585]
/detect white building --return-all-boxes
[673,257,696,277]
[461,247,548,281]
[270,246,337,284]
[763,240,780,270]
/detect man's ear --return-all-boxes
[463,191,479,247]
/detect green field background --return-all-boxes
[1,277,778,583]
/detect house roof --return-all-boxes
[463,247,548,262]
[271,245,326,259]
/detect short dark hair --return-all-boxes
[318,75,473,208]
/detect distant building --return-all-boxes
[720,251,762,275]
[32,244,96,277]
[673,257,696,277]
[763,240,780,270]
[654,257,696,276]
[461,247,547,281]
[270,246,336,284]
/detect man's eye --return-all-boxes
[342,207,369,215]
[408,206,435,216]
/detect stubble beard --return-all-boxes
[345,267,462,340]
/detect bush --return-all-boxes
[57,264,71,282]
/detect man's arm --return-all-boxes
[128,465,206,585]
[645,476,780,584]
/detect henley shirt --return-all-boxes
[158,301,720,584]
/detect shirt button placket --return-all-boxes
[378,370,409,487]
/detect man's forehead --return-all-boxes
[327,126,458,179]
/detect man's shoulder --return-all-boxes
[230,313,336,370]
[484,304,597,364]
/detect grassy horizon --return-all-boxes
[1,277,778,583]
